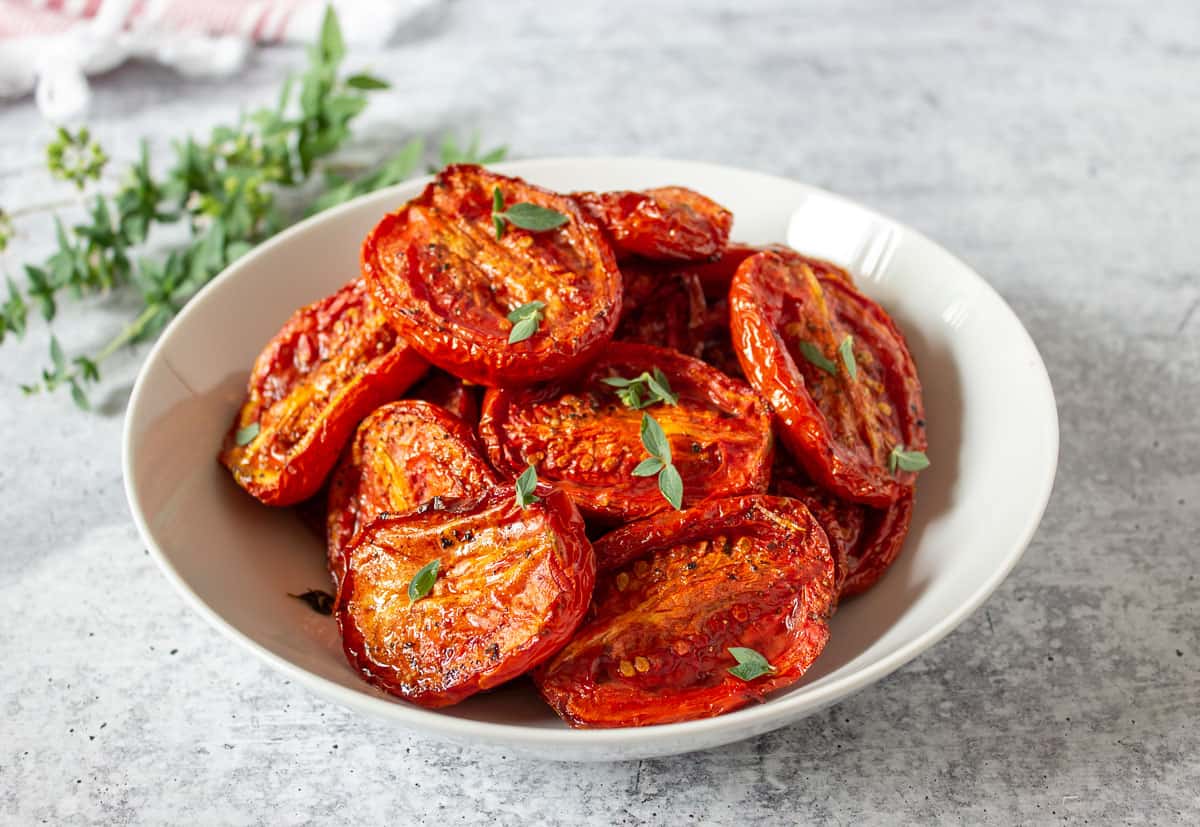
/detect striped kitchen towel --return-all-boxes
[0,0,437,118]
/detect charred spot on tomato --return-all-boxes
[337,486,595,708]
[218,278,428,507]
[325,400,498,591]
[479,342,772,523]
[729,251,925,507]
[362,165,623,386]
[574,187,732,262]
[534,495,835,727]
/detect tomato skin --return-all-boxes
[684,242,761,299]
[479,342,772,522]
[338,485,595,708]
[615,259,707,355]
[219,278,427,506]
[841,488,914,597]
[695,298,744,381]
[772,446,914,599]
[535,495,835,727]
[405,369,481,427]
[575,187,732,261]
[362,165,622,387]
[325,400,499,591]
[730,251,926,506]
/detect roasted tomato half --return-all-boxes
[362,165,622,387]
[479,342,772,522]
[614,259,707,355]
[772,449,914,599]
[325,400,498,590]
[687,243,852,299]
[338,485,594,708]
[535,495,835,727]
[405,369,481,426]
[219,279,427,506]
[575,187,732,261]
[730,251,926,506]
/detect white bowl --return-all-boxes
[123,158,1058,761]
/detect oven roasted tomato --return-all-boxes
[479,342,772,522]
[338,485,594,707]
[690,243,852,299]
[695,298,744,380]
[362,165,622,387]
[730,251,926,506]
[615,260,707,355]
[685,242,761,299]
[405,369,481,426]
[325,400,498,590]
[841,488,914,597]
[219,279,427,506]
[535,495,835,727]
[772,449,914,598]
[575,187,732,261]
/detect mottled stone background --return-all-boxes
[1,1,1197,823]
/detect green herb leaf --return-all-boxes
[888,445,930,474]
[3,7,497,408]
[799,341,838,376]
[515,464,541,508]
[319,5,346,64]
[68,380,90,411]
[658,462,684,510]
[49,335,66,374]
[345,73,389,90]
[498,202,570,232]
[839,335,857,379]
[507,300,545,344]
[727,647,776,681]
[603,369,679,409]
[639,412,672,464]
[407,559,440,604]
[492,186,505,214]
[632,457,665,477]
[235,422,260,446]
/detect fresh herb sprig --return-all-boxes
[0,8,506,410]
[602,367,679,409]
[491,186,569,240]
[634,412,683,510]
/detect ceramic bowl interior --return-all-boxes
[123,158,1058,761]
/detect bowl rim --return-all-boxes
[122,156,1059,753]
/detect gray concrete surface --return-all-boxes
[1,1,1197,823]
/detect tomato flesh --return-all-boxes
[325,400,498,591]
[535,495,835,727]
[614,260,707,355]
[730,251,926,506]
[219,278,427,506]
[479,342,772,522]
[362,165,622,386]
[338,486,594,708]
[405,369,481,426]
[574,186,732,262]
